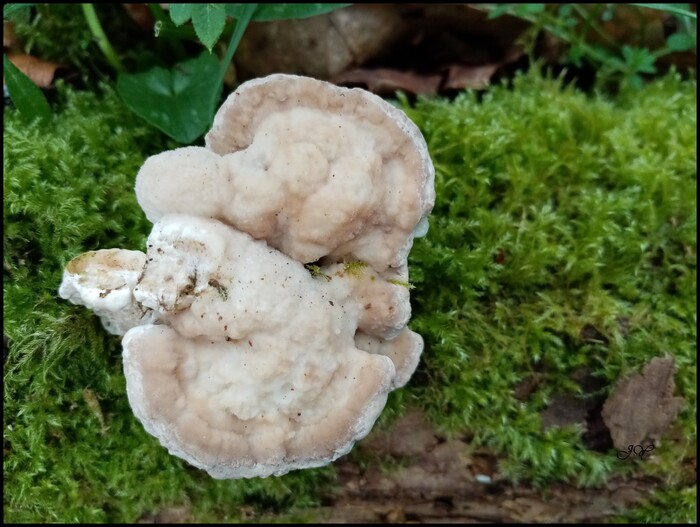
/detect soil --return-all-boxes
[314,410,658,523]
[139,409,663,524]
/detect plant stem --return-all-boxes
[570,4,618,48]
[153,21,197,41]
[147,2,168,22]
[81,4,125,73]
[629,3,697,20]
[215,3,257,90]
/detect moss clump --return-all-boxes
[398,70,696,491]
[612,485,697,523]
[3,71,696,522]
[3,86,334,523]
[343,260,368,277]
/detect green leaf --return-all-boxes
[627,73,645,90]
[191,4,227,51]
[516,3,546,15]
[486,4,512,20]
[567,45,586,68]
[169,3,193,25]
[3,55,51,122]
[213,3,257,89]
[225,3,350,22]
[666,32,696,52]
[116,52,221,143]
[621,45,657,74]
[3,3,34,19]
[601,5,616,22]
[557,4,573,18]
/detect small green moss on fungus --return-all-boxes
[304,264,332,281]
[343,260,368,277]
[387,279,414,289]
[402,70,696,489]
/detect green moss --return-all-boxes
[304,264,332,281]
[3,70,696,521]
[3,85,334,522]
[400,70,696,489]
[612,485,697,523]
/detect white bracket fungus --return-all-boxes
[59,74,435,479]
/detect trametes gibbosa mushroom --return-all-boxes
[59,74,435,479]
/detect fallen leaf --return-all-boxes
[332,68,442,95]
[4,20,18,49]
[445,44,523,90]
[5,52,61,89]
[602,356,684,450]
[122,3,155,31]
[444,63,499,90]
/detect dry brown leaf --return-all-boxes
[444,64,499,90]
[445,44,523,90]
[4,20,18,50]
[5,52,62,89]
[602,356,684,450]
[332,68,442,95]
[122,4,155,31]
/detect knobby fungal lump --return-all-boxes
[59,74,435,479]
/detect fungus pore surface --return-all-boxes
[59,74,435,479]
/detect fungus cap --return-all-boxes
[59,75,435,479]
[121,215,396,479]
[136,74,435,271]
[58,249,157,335]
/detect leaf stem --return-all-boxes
[215,3,257,90]
[81,4,125,73]
[153,20,197,40]
[570,4,618,48]
[146,2,168,22]
[629,3,697,20]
